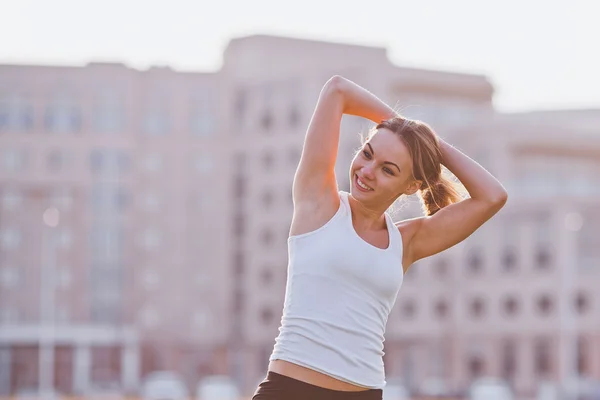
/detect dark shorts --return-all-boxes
[252,371,383,400]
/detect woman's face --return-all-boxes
[349,128,420,207]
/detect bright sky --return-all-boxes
[1,0,598,113]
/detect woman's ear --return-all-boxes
[404,180,423,196]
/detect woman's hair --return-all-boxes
[366,117,465,216]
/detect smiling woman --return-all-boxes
[252,75,508,400]
[351,117,464,217]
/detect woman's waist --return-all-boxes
[268,359,372,392]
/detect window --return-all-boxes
[536,295,554,316]
[235,153,247,173]
[140,229,162,250]
[142,271,160,291]
[92,185,128,212]
[233,214,245,239]
[434,299,448,319]
[56,308,70,323]
[142,100,170,136]
[261,268,274,285]
[190,155,212,174]
[502,248,517,272]
[467,356,484,379]
[234,88,247,123]
[233,251,244,277]
[90,149,130,175]
[0,308,18,323]
[57,229,73,249]
[45,101,81,133]
[1,188,22,210]
[262,152,274,170]
[289,106,300,128]
[574,292,589,314]
[93,91,124,133]
[503,296,519,316]
[261,190,274,208]
[193,271,208,288]
[535,247,552,270]
[576,336,589,375]
[467,248,483,274]
[139,307,159,328]
[0,96,33,132]
[0,229,21,250]
[50,188,73,211]
[190,114,213,137]
[140,154,164,173]
[189,91,214,137]
[1,148,26,172]
[501,340,517,381]
[514,155,600,197]
[56,267,71,288]
[234,176,246,199]
[260,111,273,131]
[401,300,416,318]
[578,211,600,270]
[193,311,209,328]
[90,226,123,265]
[469,297,485,318]
[47,150,71,173]
[261,227,274,246]
[143,114,169,135]
[140,193,161,212]
[0,266,20,288]
[233,290,244,314]
[92,302,121,325]
[260,307,274,324]
[534,338,551,377]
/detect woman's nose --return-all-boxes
[362,166,375,180]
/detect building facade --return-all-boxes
[0,34,599,397]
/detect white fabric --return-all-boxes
[269,190,404,389]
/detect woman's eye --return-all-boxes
[362,150,371,158]
[383,168,394,175]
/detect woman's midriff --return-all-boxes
[268,360,371,392]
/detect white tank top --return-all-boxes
[269,190,404,389]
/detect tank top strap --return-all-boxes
[384,212,404,259]
[338,191,351,217]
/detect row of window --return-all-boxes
[0,266,72,289]
[233,84,303,132]
[0,103,214,136]
[137,307,212,330]
[397,336,590,385]
[0,149,214,175]
[398,291,591,319]
[0,308,71,324]
[1,188,214,213]
[0,226,189,252]
[408,247,554,277]
[0,228,72,250]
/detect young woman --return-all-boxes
[252,75,508,400]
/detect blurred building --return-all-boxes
[0,34,599,397]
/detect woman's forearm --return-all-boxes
[331,75,397,123]
[439,138,508,204]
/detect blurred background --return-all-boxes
[0,0,599,399]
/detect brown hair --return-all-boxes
[367,117,464,216]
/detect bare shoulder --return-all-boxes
[395,217,426,273]
[289,184,340,237]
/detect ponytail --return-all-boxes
[419,173,464,216]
